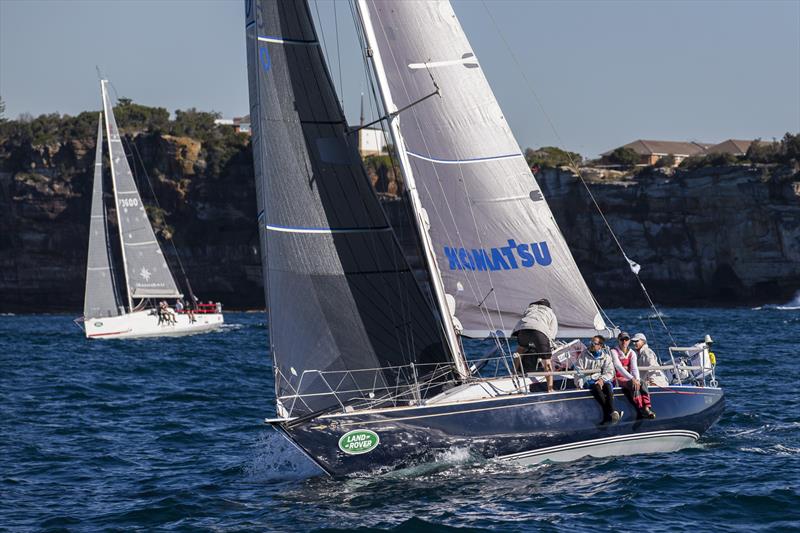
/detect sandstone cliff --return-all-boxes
[537,165,800,306]
[1,126,798,312]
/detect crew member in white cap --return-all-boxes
[632,333,668,387]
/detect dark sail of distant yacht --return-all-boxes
[246,0,724,477]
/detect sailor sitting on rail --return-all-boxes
[631,333,668,387]
[611,331,656,419]
[574,335,622,425]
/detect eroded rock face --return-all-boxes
[1,132,797,313]
[537,166,800,306]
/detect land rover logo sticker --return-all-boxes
[94,322,103,327]
[338,429,379,455]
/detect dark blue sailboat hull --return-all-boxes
[279,385,724,476]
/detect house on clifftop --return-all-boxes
[602,140,710,166]
[602,138,757,166]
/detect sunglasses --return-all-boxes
[590,341,603,346]
[619,337,630,342]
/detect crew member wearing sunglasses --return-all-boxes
[574,335,622,425]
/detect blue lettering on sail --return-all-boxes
[442,240,552,271]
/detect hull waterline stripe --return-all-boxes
[87,266,112,271]
[258,36,318,46]
[265,224,392,235]
[498,430,700,461]
[406,150,523,165]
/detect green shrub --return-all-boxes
[524,146,582,169]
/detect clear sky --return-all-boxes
[1,0,798,158]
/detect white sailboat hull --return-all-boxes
[84,309,223,339]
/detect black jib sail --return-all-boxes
[245,0,454,416]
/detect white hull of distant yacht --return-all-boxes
[84,310,223,339]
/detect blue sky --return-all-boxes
[1,0,798,158]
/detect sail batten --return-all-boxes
[83,115,122,320]
[246,0,453,415]
[359,0,606,339]
[100,80,182,302]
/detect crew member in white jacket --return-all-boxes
[574,335,622,425]
[512,299,558,393]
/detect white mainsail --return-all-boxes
[83,114,122,319]
[357,0,607,339]
[100,80,181,307]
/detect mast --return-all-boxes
[244,0,455,415]
[100,80,133,313]
[354,0,469,378]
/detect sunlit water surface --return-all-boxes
[1,307,799,531]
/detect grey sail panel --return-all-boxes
[100,80,181,299]
[245,0,452,415]
[361,0,606,338]
[84,115,121,319]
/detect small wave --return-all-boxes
[740,444,800,456]
[755,290,800,311]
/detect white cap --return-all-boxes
[632,333,647,343]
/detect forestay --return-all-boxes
[83,115,121,319]
[358,0,607,339]
[100,80,181,301]
[245,0,453,415]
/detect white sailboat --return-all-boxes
[80,80,223,339]
[245,0,722,476]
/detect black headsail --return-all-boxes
[245,0,453,416]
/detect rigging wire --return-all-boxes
[479,0,676,346]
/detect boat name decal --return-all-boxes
[443,240,552,271]
[338,429,380,455]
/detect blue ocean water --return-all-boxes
[1,306,799,532]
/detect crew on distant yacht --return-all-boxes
[574,335,622,425]
[631,333,668,387]
[512,298,558,393]
[612,331,656,419]
[158,300,176,325]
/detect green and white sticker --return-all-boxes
[338,429,380,455]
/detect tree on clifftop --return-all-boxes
[0,96,6,123]
[607,147,640,166]
[524,146,582,169]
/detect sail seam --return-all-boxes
[258,35,318,46]
[265,224,391,234]
[406,150,522,165]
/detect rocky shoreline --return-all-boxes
[1,130,798,313]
